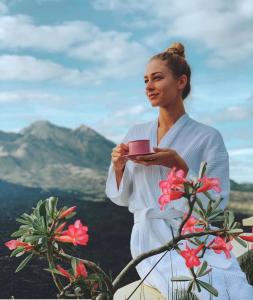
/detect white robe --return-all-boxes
[105,113,253,300]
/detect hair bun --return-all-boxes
[165,42,185,58]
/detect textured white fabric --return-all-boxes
[105,112,253,299]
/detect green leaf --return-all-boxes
[39,201,47,227]
[171,275,192,281]
[183,182,190,196]
[195,279,202,292]
[15,253,33,273]
[71,258,78,275]
[208,210,224,221]
[227,229,243,234]
[24,235,45,242]
[206,199,213,216]
[16,217,32,225]
[11,229,29,238]
[197,280,218,296]
[196,196,205,212]
[32,216,47,233]
[211,216,224,222]
[203,191,216,203]
[211,197,223,212]
[234,236,248,248]
[197,261,208,277]
[20,213,33,222]
[228,211,235,228]
[187,280,194,294]
[198,268,212,278]
[47,197,58,218]
[10,247,25,257]
[19,224,31,229]
[43,268,65,276]
[198,161,207,179]
[64,212,77,220]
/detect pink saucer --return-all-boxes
[123,152,155,159]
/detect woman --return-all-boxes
[105,42,253,299]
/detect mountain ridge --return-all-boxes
[0,120,114,200]
[0,121,252,203]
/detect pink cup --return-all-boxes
[127,139,151,155]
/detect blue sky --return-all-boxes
[0,0,252,183]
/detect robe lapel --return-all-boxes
[150,113,191,183]
[150,112,190,149]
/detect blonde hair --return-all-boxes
[150,42,191,100]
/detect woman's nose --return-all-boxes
[146,80,155,91]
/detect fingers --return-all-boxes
[111,143,129,168]
[112,143,128,154]
[135,154,157,161]
[130,159,156,166]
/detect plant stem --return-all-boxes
[47,243,63,292]
[178,193,197,235]
[54,250,113,298]
[112,228,226,291]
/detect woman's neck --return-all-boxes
[158,106,186,129]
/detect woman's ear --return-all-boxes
[177,74,187,91]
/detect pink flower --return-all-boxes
[56,261,88,282]
[5,240,34,252]
[56,265,72,280]
[54,219,89,246]
[54,222,67,234]
[196,176,221,193]
[59,206,77,219]
[239,235,253,242]
[180,243,204,269]
[158,190,185,210]
[182,214,205,235]
[209,236,233,259]
[75,261,88,278]
[158,167,188,210]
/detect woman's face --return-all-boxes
[144,59,186,107]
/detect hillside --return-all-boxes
[0,121,114,200]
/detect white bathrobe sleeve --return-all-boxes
[185,130,230,211]
[105,128,134,207]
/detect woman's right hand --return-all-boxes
[111,143,129,171]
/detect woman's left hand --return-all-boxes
[131,147,189,175]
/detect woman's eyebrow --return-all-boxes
[144,72,163,79]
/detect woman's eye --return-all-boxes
[144,77,161,84]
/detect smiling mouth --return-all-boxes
[149,93,159,99]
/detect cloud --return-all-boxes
[0,55,66,81]
[114,105,147,117]
[91,0,145,13]
[0,54,145,84]
[229,147,253,157]
[205,105,253,123]
[0,16,98,52]
[93,104,153,143]
[0,1,8,15]
[35,0,61,4]
[0,15,148,65]
[0,91,65,103]
[201,104,253,124]
[92,0,253,68]
[0,15,149,83]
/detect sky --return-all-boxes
[0,0,252,183]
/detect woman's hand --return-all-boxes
[131,147,189,175]
[111,143,129,172]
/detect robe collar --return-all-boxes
[151,112,190,148]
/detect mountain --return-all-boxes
[0,120,253,203]
[0,121,115,201]
[230,179,253,192]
